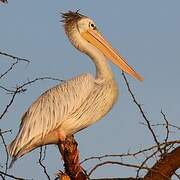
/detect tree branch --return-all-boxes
[88,161,150,177]
[144,146,180,180]
[57,135,87,180]
[0,76,63,120]
[0,59,19,79]
[122,72,162,154]
[0,51,30,63]
[0,170,31,180]
[0,129,9,178]
[38,146,51,180]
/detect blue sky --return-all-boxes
[0,0,180,179]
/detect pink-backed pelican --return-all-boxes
[9,11,143,165]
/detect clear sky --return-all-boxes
[0,0,180,179]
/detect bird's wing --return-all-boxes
[9,73,94,156]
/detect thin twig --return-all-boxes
[136,149,158,178]
[122,72,162,154]
[174,172,180,179]
[0,88,18,119]
[0,59,18,79]
[0,170,31,180]
[0,85,22,93]
[38,146,51,180]
[0,76,63,120]
[81,150,152,165]
[144,146,180,180]
[0,129,9,178]
[41,145,47,162]
[161,110,170,154]
[88,161,150,177]
[1,129,12,135]
[0,174,5,180]
[81,140,180,165]
[140,122,180,131]
[0,51,30,63]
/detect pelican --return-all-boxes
[9,11,143,165]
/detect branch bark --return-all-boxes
[144,146,180,180]
[58,135,87,180]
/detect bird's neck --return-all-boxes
[66,27,114,80]
[84,43,114,80]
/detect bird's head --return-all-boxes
[61,11,143,81]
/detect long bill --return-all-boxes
[81,29,144,81]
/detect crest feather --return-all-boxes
[61,10,86,24]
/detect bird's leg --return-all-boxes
[59,141,65,160]
[55,130,66,160]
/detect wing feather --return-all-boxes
[9,73,94,157]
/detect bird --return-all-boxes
[9,11,143,166]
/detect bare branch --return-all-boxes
[38,146,51,180]
[144,146,180,180]
[122,72,162,154]
[88,161,150,177]
[161,110,170,154]
[41,145,47,162]
[174,172,180,179]
[57,135,87,180]
[1,129,12,135]
[0,174,5,180]
[81,140,180,165]
[140,122,180,131]
[0,89,19,120]
[0,129,9,178]
[0,59,19,79]
[0,170,31,180]
[0,76,63,120]
[81,146,156,164]
[136,149,158,178]
[0,51,30,63]
[0,85,22,93]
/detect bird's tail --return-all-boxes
[8,137,41,168]
[8,138,21,168]
[8,136,29,168]
[9,156,17,169]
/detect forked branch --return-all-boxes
[144,146,180,180]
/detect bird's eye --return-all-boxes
[89,23,96,30]
[91,23,94,28]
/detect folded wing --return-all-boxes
[9,73,95,160]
